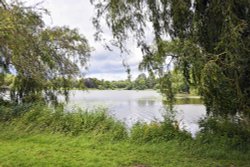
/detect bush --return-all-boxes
[196,117,250,152]
[0,103,33,122]
[130,118,191,143]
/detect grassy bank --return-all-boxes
[0,104,249,167]
[1,132,249,167]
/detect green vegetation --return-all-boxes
[0,104,127,140]
[0,1,91,103]
[91,0,250,118]
[82,73,157,90]
[1,72,193,93]
[89,2,250,161]
[1,0,250,166]
[0,104,250,166]
[1,133,249,167]
[54,71,192,92]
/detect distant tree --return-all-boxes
[84,78,97,88]
[112,80,126,89]
[77,78,85,89]
[146,74,156,89]
[134,73,147,90]
[171,70,188,94]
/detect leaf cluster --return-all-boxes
[91,0,250,118]
[0,1,91,103]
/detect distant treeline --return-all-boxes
[57,72,194,91]
[77,72,197,93]
[70,73,158,90]
[1,71,197,93]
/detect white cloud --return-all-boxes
[15,0,149,80]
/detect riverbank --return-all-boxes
[0,104,249,166]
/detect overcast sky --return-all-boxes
[19,0,147,81]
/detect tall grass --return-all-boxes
[130,119,191,143]
[0,103,127,140]
[196,117,250,152]
[1,102,250,162]
[0,103,192,143]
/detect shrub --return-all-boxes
[130,118,191,143]
[0,103,33,122]
[197,117,250,152]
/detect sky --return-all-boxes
[19,0,147,81]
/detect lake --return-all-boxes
[64,90,206,137]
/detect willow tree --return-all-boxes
[90,0,250,118]
[0,0,91,103]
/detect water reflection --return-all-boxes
[148,100,155,106]
[64,90,206,137]
[176,98,202,104]
[137,99,147,107]
[137,99,156,107]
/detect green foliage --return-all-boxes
[159,72,175,105]
[0,74,14,87]
[197,117,250,152]
[130,119,191,144]
[1,132,249,167]
[133,73,147,90]
[1,103,250,166]
[82,73,157,90]
[0,1,91,103]
[182,118,250,162]
[0,102,33,122]
[1,103,127,140]
[201,62,238,116]
[91,0,250,119]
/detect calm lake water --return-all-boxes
[64,90,206,137]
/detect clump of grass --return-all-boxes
[0,102,33,122]
[1,103,192,143]
[1,103,127,141]
[197,117,250,151]
[180,117,250,161]
[130,118,191,144]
